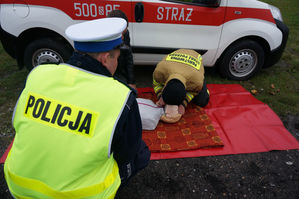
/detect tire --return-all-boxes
[23,38,73,70]
[218,40,264,80]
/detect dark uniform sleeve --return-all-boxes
[125,47,135,84]
[111,91,150,173]
[114,30,136,85]
[123,31,136,84]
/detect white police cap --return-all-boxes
[65,18,127,53]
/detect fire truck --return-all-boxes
[0,0,288,80]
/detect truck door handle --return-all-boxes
[135,2,144,22]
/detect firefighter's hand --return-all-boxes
[156,97,165,107]
[178,104,185,115]
[129,84,138,95]
[129,84,137,91]
[160,104,182,123]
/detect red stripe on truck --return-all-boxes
[1,0,132,21]
[225,7,275,24]
[139,2,225,25]
[1,0,275,25]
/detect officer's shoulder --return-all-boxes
[28,63,59,76]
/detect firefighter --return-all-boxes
[4,18,150,198]
[153,49,210,123]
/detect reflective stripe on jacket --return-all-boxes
[4,64,131,198]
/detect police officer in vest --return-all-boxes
[4,18,150,198]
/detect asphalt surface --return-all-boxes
[1,65,298,199]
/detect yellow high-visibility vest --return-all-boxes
[4,64,131,199]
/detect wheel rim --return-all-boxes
[32,48,63,67]
[229,49,257,78]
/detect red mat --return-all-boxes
[141,102,224,152]
[1,84,299,163]
[138,84,299,160]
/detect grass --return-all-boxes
[0,0,298,137]
[0,45,28,137]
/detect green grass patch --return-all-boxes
[0,44,28,136]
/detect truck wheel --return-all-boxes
[218,40,264,80]
[23,38,73,70]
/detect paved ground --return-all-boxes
[1,66,298,199]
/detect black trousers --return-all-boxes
[192,79,209,107]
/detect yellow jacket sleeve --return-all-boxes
[153,78,164,99]
[182,91,197,107]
